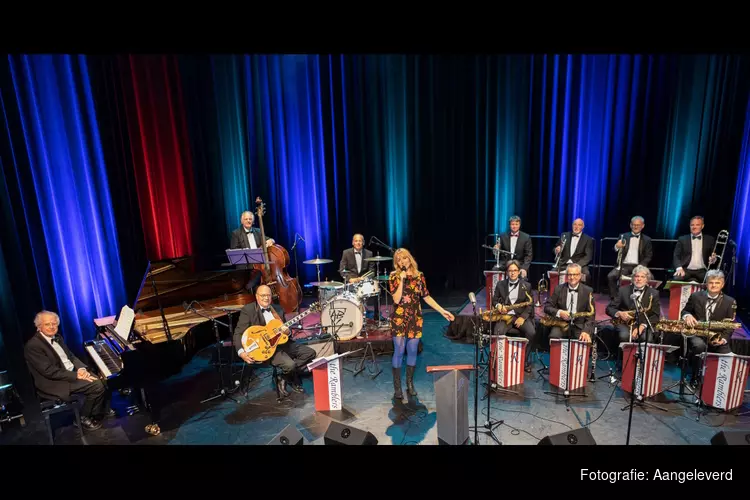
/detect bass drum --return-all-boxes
[320,295,364,341]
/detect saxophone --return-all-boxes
[481,291,533,324]
[539,293,595,331]
[655,298,740,342]
[611,293,654,326]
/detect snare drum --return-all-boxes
[318,283,344,303]
[320,294,364,341]
[355,279,380,298]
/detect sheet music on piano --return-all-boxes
[114,305,135,343]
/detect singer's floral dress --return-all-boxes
[389,271,430,339]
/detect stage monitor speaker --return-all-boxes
[324,420,378,445]
[710,430,750,446]
[538,427,596,445]
[267,424,304,445]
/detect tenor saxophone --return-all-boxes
[611,293,654,326]
[539,293,595,331]
[482,291,533,324]
[655,318,740,342]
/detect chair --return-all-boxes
[37,392,88,445]
[233,352,284,402]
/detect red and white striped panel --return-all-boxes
[312,358,343,412]
[620,343,670,398]
[701,352,750,411]
[549,338,590,391]
[489,335,528,388]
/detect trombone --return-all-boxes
[703,230,729,283]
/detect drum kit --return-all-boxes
[302,254,393,341]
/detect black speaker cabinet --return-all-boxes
[538,427,596,445]
[324,420,378,445]
[711,430,750,446]
[267,424,304,445]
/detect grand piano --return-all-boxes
[85,256,257,435]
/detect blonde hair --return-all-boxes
[391,248,419,275]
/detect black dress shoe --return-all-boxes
[104,408,117,418]
[276,375,290,397]
[77,416,102,431]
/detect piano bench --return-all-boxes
[38,394,88,446]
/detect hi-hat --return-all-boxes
[311,281,344,288]
[364,256,392,262]
[303,258,333,265]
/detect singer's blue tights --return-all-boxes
[392,336,419,368]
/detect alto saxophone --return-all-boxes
[611,293,654,326]
[655,318,740,342]
[481,291,533,324]
[539,293,595,331]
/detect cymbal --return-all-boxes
[364,256,392,262]
[311,281,344,288]
[303,258,333,265]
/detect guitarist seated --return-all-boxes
[234,285,316,397]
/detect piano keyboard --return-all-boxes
[85,339,124,378]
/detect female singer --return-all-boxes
[389,248,454,400]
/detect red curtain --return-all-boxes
[120,55,196,260]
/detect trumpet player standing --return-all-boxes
[680,270,737,386]
[492,260,537,372]
[605,265,661,345]
[606,216,653,299]
[542,263,595,344]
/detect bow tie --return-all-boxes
[568,287,579,293]
[354,251,361,255]
[634,287,644,293]
[510,233,519,237]
[692,235,701,240]
[261,308,272,314]
[631,233,640,238]
[571,233,580,238]
[50,336,58,344]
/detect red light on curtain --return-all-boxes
[121,55,195,260]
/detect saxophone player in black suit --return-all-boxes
[605,265,661,345]
[493,215,533,280]
[680,270,736,386]
[543,263,595,343]
[606,216,653,299]
[339,234,378,319]
[672,215,717,283]
[553,218,595,282]
[491,260,536,372]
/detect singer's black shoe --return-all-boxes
[405,365,418,397]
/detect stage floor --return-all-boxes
[1,291,748,446]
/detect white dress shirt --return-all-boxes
[567,233,580,264]
[42,334,74,371]
[687,234,705,270]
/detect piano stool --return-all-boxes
[38,393,88,445]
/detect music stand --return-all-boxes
[226,248,266,266]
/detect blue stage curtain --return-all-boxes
[731,94,750,305]
[0,54,127,355]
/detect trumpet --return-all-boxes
[482,292,534,324]
[614,233,626,271]
[703,230,729,283]
[539,293,595,331]
[553,233,567,269]
[535,276,548,307]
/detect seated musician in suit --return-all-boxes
[233,285,316,397]
[605,265,661,346]
[681,270,736,386]
[553,218,594,282]
[229,210,276,291]
[543,263,595,343]
[606,216,653,299]
[24,311,112,431]
[672,215,716,283]
[491,260,536,373]
[492,215,533,280]
[339,233,379,319]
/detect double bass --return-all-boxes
[254,197,303,313]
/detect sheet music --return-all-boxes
[114,305,135,343]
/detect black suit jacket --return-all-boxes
[555,232,594,269]
[339,248,375,281]
[492,279,535,320]
[24,332,87,400]
[672,233,715,270]
[605,284,661,327]
[230,227,264,249]
[681,291,737,340]
[497,231,533,271]
[614,232,653,267]
[233,302,287,352]
[543,282,595,333]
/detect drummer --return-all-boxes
[339,234,379,320]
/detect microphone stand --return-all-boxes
[192,302,241,405]
[291,233,303,284]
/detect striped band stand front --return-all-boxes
[701,352,750,411]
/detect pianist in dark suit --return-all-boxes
[553,218,595,282]
[229,210,276,291]
[24,311,111,431]
[233,285,316,398]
